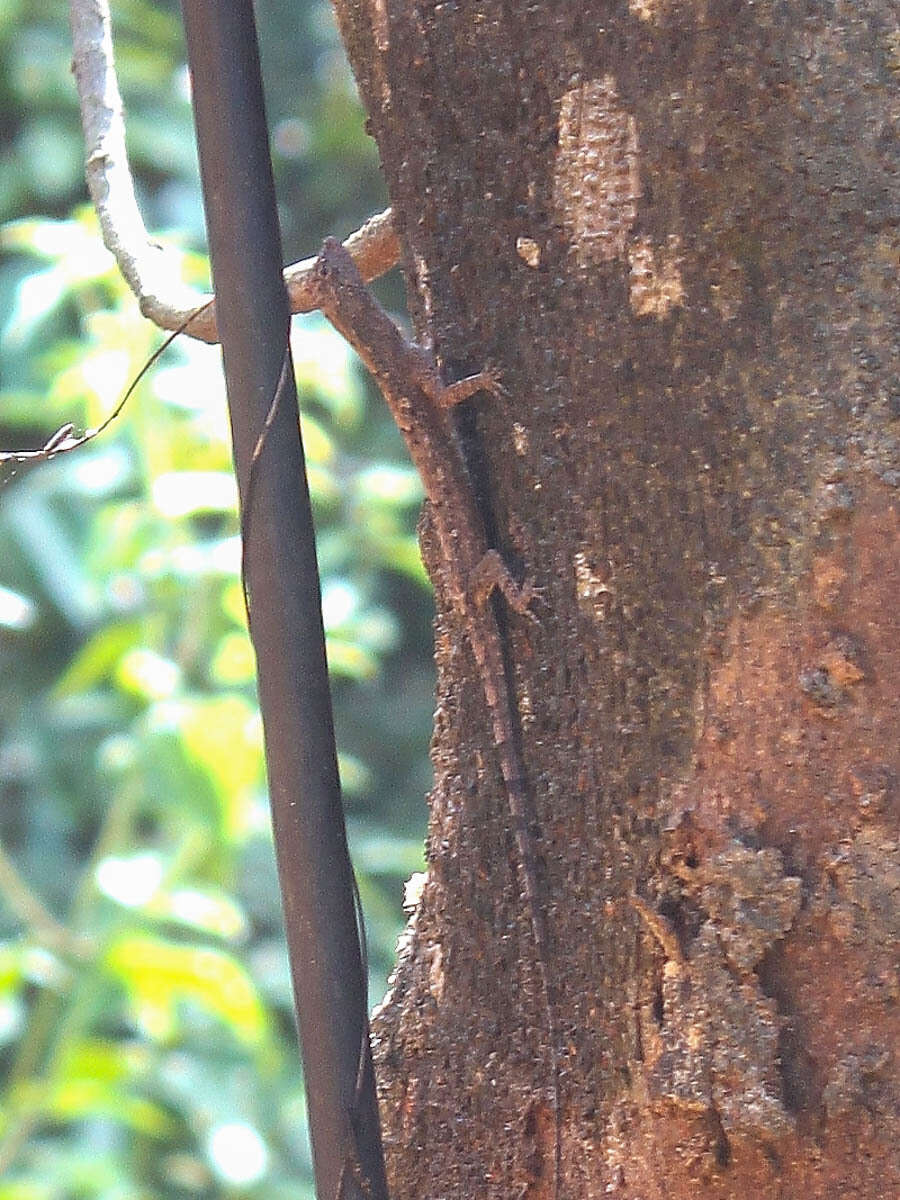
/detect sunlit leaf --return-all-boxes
[221,578,249,628]
[0,1180,49,1200]
[147,694,263,840]
[297,410,335,466]
[209,631,255,684]
[151,471,237,518]
[324,637,378,680]
[336,752,371,797]
[0,584,36,630]
[159,536,241,581]
[48,1078,173,1135]
[51,344,134,414]
[306,460,341,506]
[0,943,25,993]
[115,648,181,700]
[104,933,268,1047]
[292,316,364,425]
[320,577,359,630]
[52,622,146,696]
[0,994,24,1047]
[150,886,247,938]
[0,216,112,271]
[375,533,430,586]
[50,1041,172,1133]
[96,852,164,908]
[355,463,422,505]
[205,1121,269,1186]
[59,1038,146,1085]
[1,266,68,345]
[153,352,228,423]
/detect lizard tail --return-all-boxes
[492,719,562,1199]
[469,620,561,1195]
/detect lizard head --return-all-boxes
[312,237,361,295]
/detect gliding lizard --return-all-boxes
[308,237,561,1195]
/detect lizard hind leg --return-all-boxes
[470,549,539,618]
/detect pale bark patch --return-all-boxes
[628,234,686,317]
[553,77,641,266]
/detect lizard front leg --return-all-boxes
[427,366,506,409]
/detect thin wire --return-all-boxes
[0,300,213,468]
[3,295,380,1200]
[238,342,292,622]
[237,329,376,1200]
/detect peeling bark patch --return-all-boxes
[810,555,847,609]
[813,828,899,986]
[628,234,686,317]
[823,1046,894,1122]
[370,0,389,51]
[800,631,868,713]
[427,939,446,1003]
[648,926,794,1140]
[553,77,641,266]
[362,0,391,111]
[667,843,803,975]
[573,550,613,619]
[630,484,899,1181]
[634,844,801,1149]
[629,0,662,19]
[516,236,542,268]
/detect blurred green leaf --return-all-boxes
[96,853,248,938]
[209,630,255,685]
[53,623,146,696]
[104,933,268,1047]
[355,462,422,506]
[0,943,25,993]
[49,1079,172,1136]
[0,4,420,1192]
[149,694,263,841]
[3,485,99,627]
[292,317,364,424]
[350,829,425,878]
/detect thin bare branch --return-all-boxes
[68,0,200,326]
[68,0,400,344]
[0,840,93,959]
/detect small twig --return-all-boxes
[68,0,200,328]
[0,840,93,959]
[9,4,401,463]
[68,0,400,344]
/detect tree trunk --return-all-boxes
[330,2,898,1197]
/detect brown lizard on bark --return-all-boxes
[308,237,560,1196]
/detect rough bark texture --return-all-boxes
[330,2,898,1197]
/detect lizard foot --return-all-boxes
[438,363,506,408]
[471,550,540,618]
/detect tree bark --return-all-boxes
[330,2,899,1197]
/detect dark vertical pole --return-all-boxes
[178,4,388,1199]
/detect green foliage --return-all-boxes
[0,2,428,1195]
